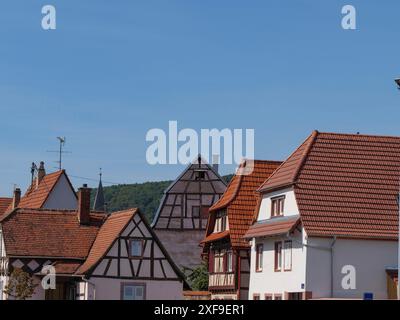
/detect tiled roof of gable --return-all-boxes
[258,131,317,192]
[15,170,76,209]
[0,198,12,216]
[76,209,137,274]
[294,132,400,240]
[0,208,104,259]
[206,160,282,248]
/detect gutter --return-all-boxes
[286,233,337,298]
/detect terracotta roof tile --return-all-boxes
[201,230,230,244]
[0,198,12,216]
[244,215,300,238]
[15,170,76,209]
[76,209,137,274]
[205,160,281,248]
[0,208,104,259]
[258,131,400,240]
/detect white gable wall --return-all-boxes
[43,174,77,210]
[257,187,299,221]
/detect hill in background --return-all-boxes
[91,174,233,222]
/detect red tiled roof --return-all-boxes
[244,216,300,239]
[0,198,12,216]
[51,261,82,275]
[258,131,317,192]
[0,208,104,259]
[15,170,76,209]
[259,131,400,240]
[206,160,282,248]
[76,209,137,274]
[201,230,230,244]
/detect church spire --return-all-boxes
[93,168,105,212]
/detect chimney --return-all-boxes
[37,161,46,187]
[212,154,219,173]
[78,184,91,225]
[12,188,21,210]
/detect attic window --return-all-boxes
[194,170,206,180]
[271,195,285,217]
[129,239,143,258]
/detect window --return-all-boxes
[274,242,282,271]
[192,206,200,218]
[121,283,145,300]
[213,249,225,273]
[0,280,3,300]
[287,292,302,300]
[253,294,260,300]
[214,214,228,232]
[264,293,273,300]
[195,170,206,180]
[226,251,233,272]
[130,239,143,257]
[255,244,263,272]
[283,241,292,271]
[271,196,285,217]
[274,294,282,300]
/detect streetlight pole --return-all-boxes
[396,78,400,300]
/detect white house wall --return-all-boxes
[306,237,397,299]
[257,187,299,221]
[43,174,77,210]
[87,277,183,300]
[248,228,307,299]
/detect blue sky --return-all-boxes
[1,0,400,195]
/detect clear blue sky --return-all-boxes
[1,0,400,195]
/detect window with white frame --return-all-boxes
[121,283,145,300]
[226,251,233,272]
[271,196,285,217]
[274,242,282,271]
[283,240,292,271]
[256,244,263,272]
[214,212,229,233]
[213,249,225,273]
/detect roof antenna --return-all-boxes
[46,137,71,170]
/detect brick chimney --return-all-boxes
[78,184,91,225]
[36,161,46,188]
[12,188,21,210]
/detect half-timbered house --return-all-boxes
[0,185,186,300]
[245,131,400,300]
[201,160,281,300]
[152,156,227,270]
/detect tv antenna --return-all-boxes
[46,137,71,170]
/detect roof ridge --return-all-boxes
[292,130,319,183]
[257,130,318,192]
[317,131,400,140]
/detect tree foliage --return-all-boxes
[186,263,209,291]
[3,268,38,300]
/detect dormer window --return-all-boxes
[195,170,206,180]
[271,195,285,217]
[214,211,228,232]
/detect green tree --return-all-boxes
[187,263,209,291]
[3,268,38,300]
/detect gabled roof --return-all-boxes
[76,209,137,274]
[0,208,104,259]
[14,170,77,209]
[0,198,12,216]
[258,131,400,240]
[258,131,317,192]
[205,160,281,248]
